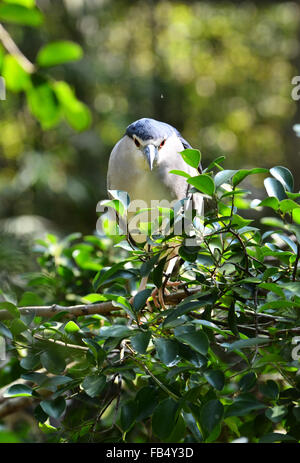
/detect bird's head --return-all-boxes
[125,118,178,170]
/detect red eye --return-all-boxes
[134,138,140,148]
[159,139,166,149]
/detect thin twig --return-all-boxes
[0,23,35,73]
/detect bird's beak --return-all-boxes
[143,144,158,170]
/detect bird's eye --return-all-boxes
[159,139,166,149]
[134,138,140,148]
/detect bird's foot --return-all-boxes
[150,281,182,310]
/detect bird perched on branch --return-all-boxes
[106,118,203,302]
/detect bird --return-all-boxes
[106,118,203,301]
[107,118,203,237]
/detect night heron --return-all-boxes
[106,118,203,298]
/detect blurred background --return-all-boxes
[1,0,300,239]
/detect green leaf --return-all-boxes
[64,321,80,333]
[26,77,61,129]
[10,318,27,336]
[214,170,237,188]
[3,384,33,398]
[264,177,287,201]
[259,380,279,400]
[53,81,91,131]
[180,148,201,168]
[200,399,224,434]
[2,55,30,92]
[37,41,83,67]
[131,331,151,354]
[265,405,287,423]
[270,166,294,192]
[3,0,36,7]
[154,338,179,366]
[238,372,257,392]
[259,433,296,443]
[0,322,12,339]
[279,199,300,214]
[140,253,160,277]
[232,168,268,187]
[152,256,167,288]
[176,330,209,355]
[152,398,178,439]
[203,155,226,173]
[258,299,300,312]
[99,325,133,339]
[40,397,66,419]
[136,386,158,421]
[120,400,138,432]
[225,396,265,417]
[40,350,66,374]
[20,353,40,370]
[187,174,215,196]
[81,374,106,398]
[293,208,300,225]
[164,292,217,325]
[257,197,280,210]
[0,301,20,318]
[133,289,152,312]
[169,169,191,179]
[204,370,225,391]
[0,4,43,26]
[227,337,268,351]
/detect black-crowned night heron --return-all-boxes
[107,118,203,236]
[106,118,203,300]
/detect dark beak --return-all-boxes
[143,144,158,170]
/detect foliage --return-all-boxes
[0,155,300,443]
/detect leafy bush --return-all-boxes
[0,155,300,443]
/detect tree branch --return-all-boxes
[0,23,35,73]
[0,289,199,320]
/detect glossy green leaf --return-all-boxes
[187,174,215,196]
[238,372,257,392]
[131,331,151,354]
[204,370,225,391]
[270,166,294,192]
[258,197,280,210]
[120,400,138,432]
[227,337,268,351]
[40,397,66,419]
[136,386,158,421]
[40,350,66,374]
[279,199,300,214]
[133,289,152,312]
[214,170,237,188]
[232,168,268,187]
[180,148,201,168]
[3,384,33,398]
[155,338,179,366]
[152,398,178,439]
[264,177,287,201]
[169,169,191,179]
[200,399,224,434]
[176,330,209,355]
[81,374,106,398]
